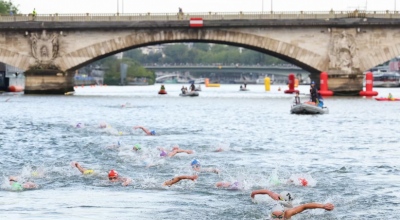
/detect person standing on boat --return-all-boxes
[310,81,318,103]
[190,83,195,92]
[294,91,301,104]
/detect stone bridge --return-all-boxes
[1,10,400,94]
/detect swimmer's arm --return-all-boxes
[250,189,279,200]
[285,203,334,218]
[134,126,151,135]
[74,162,87,174]
[121,178,132,186]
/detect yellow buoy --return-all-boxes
[264,77,270,91]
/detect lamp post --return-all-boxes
[262,0,264,13]
[271,0,273,12]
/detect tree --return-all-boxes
[95,56,155,85]
[0,0,19,15]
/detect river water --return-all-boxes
[0,84,399,220]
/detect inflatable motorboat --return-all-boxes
[375,97,400,101]
[291,103,329,114]
[179,91,199,97]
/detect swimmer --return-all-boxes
[133,144,142,152]
[107,140,122,149]
[191,159,219,174]
[162,175,198,187]
[76,123,84,128]
[215,181,243,190]
[158,145,193,158]
[270,203,334,220]
[99,122,107,128]
[108,169,132,186]
[8,176,37,191]
[71,161,94,175]
[133,126,156,136]
[251,189,294,208]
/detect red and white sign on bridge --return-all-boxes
[189,18,203,27]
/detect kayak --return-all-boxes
[375,97,400,101]
[291,103,329,114]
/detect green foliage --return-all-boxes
[0,0,19,15]
[122,43,287,66]
[98,56,155,85]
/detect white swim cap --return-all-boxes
[279,191,294,202]
[271,204,285,213]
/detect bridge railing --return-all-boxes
[1,11,400,22]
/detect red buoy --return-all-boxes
[318,72,333,96]
[8,85,23,92]
[284,73,299,94]
[359,72,378,96]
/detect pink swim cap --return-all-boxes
[160,151,167,157]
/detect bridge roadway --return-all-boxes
[144,65,308,75]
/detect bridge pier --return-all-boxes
[24,70,74,94]
[327,74,363,96]
[309,71,364,96]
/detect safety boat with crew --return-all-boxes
[179,91,199,97]
[291,95,328,114]
[291,102,329,114]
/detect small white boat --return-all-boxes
[65,91,75,96]
[179,91,199,97]
[290,103,329,114]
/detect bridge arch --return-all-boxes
[60,29,325,74]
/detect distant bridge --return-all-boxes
[145,65,308,75]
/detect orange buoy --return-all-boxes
[8,85,23,92]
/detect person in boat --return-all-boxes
[190,83,195,92]
[317,94,324,107]
[134,126,156,136]
[160,85,165,90]
[309,81,318,103]
[240,85,243,89]
[294,91,301,104]
[181,86,186,94]
[388,93,394,100]
[244,83,247,88]
[251,189,295,208]
[8,176,37,191]
[269,203,334,220]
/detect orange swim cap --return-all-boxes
[108,169,118,178]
